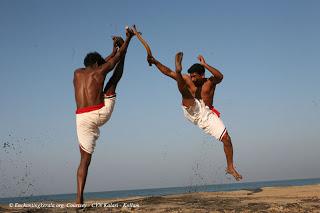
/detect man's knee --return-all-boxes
[104,88,116,96]
[80,148,92,167]
[182,98,195,108]
[221,131,232,144]
[80,156,91,167]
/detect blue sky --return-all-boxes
[0,0,319,198]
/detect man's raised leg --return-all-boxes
[104,55,125,96]
[220,131,242,181]
[76,147,92,204]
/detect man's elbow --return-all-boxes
[100,61,114,74]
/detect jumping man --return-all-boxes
[147,52,242,181]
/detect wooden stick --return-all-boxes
[132,25,153,66]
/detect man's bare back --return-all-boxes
[74,67,107,109]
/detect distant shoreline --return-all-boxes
[1,184,320,212]
[1,177,320,205]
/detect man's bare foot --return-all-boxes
[76,198,83,205]
[226,167,243,181]
[74,200,86,212]
[175,52,183,73]
[112,36,124,48]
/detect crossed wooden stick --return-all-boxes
[131,25,153,66]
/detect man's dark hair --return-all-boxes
[187,63,205,75]
[84,52,105,67]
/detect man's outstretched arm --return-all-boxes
[98,28,134,75]
[104,39,117,62]
[103,55,125,95]
[103,37,126,95]
[198,55,223,84]
[147,55,178,80]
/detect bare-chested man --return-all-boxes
[147,52,242,181]
[73,27,134,204]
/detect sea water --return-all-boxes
[0,178,319,204]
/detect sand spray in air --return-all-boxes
[0,132,42,198]
[187,137,232,193]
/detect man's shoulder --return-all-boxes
[73,69,86,83]
[206,76,221,85]
[74,68,84,77]
[182,74,192,83]
[74,68,85,73]
[182,74,190,79]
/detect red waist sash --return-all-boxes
[209,105,221,117]
[76,103,105,114]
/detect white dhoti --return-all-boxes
[182,99,227,141]
[76,94,116,154]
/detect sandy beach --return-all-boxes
[1,184,319,213]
